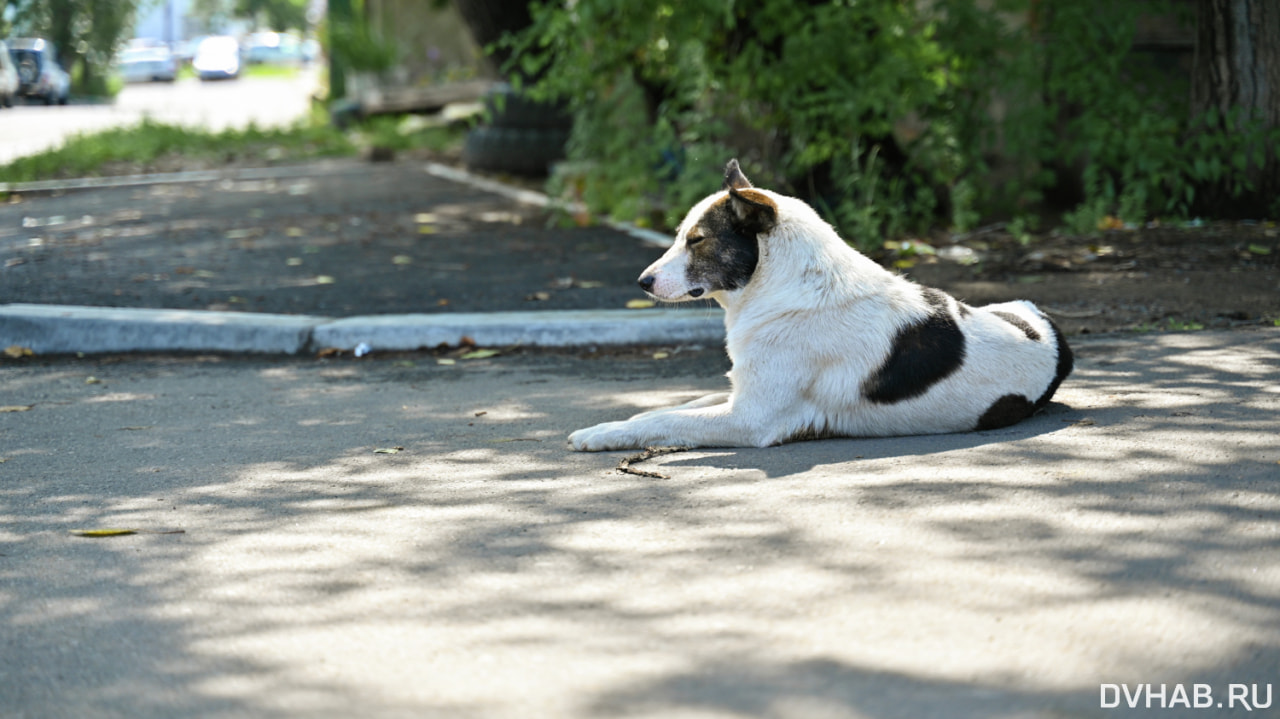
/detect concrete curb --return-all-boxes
[0,303,726,356]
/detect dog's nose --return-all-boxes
[638,275,656,293]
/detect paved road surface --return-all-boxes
[2,329,1277,718]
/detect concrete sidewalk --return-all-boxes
[2,329,1278,718]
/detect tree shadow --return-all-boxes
[0,330,1277,717]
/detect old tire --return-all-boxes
[463,126,569,176]
[484,84,571,131]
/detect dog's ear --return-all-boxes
[723,159,753,191]
[728,187,777,236]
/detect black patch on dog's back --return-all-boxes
[864,288,966,404]
[992,311,1041,341]
[976,393,1034,430]
[1034,318,1073,409]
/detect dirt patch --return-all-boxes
[900,223,1280,335]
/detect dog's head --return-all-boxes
[638,159,777,302]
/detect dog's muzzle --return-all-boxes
[638,274,705,299]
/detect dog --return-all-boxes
[569,159,1073,451]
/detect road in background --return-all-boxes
[0,68,322,165]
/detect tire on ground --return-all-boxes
[463,126,569,176]
[483,83,571,131]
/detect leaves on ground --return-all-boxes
[373,446,405,454]
[4,345,34,358]
[459,348,501,360]
[0,405,33,413]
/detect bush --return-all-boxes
[507,0,1278,245]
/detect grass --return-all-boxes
[0,114,468,187]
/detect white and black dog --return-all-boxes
[570,160,1072,451]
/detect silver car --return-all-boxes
[8,37,71,105]
[120,46,177,83]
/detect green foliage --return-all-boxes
[329,16,397,74]
[506,0,1279,246]
[236,0,309,30]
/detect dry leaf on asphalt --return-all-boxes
[0,405,33,413]
[459,349,501,360]
[70,528,185,537]
[4,345,34,358]
[373,446,405,454]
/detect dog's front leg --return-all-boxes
[627,391,731,421]
[569,393,784,451]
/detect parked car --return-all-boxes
[0,40,18,108]
[244,32,303,66]
[7,37,70,105]
[119,46,177,83]
[192,35,240,80]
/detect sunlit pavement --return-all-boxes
[2,329,1278,718]
[0,67,322,165]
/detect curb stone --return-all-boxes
[0,304,726,356]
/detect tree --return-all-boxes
[1191,0,1280,216]
[236,0,308,31]
[4,0,144,96]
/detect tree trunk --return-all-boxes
[1191,0,1280,216]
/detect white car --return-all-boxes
[0,40,18,108]
[192,36,241,81]
[7,37,71,105]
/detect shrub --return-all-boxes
[509,0,1278,245]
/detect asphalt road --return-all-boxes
[2,328,1278,718]
[0,161,670,317]
[0,69,321,165]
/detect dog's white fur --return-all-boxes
[569,164,1070,451]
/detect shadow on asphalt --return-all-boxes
[1,330,1277,717]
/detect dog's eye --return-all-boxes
[686,233,704,246]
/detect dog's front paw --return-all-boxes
[569,421,643,452]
